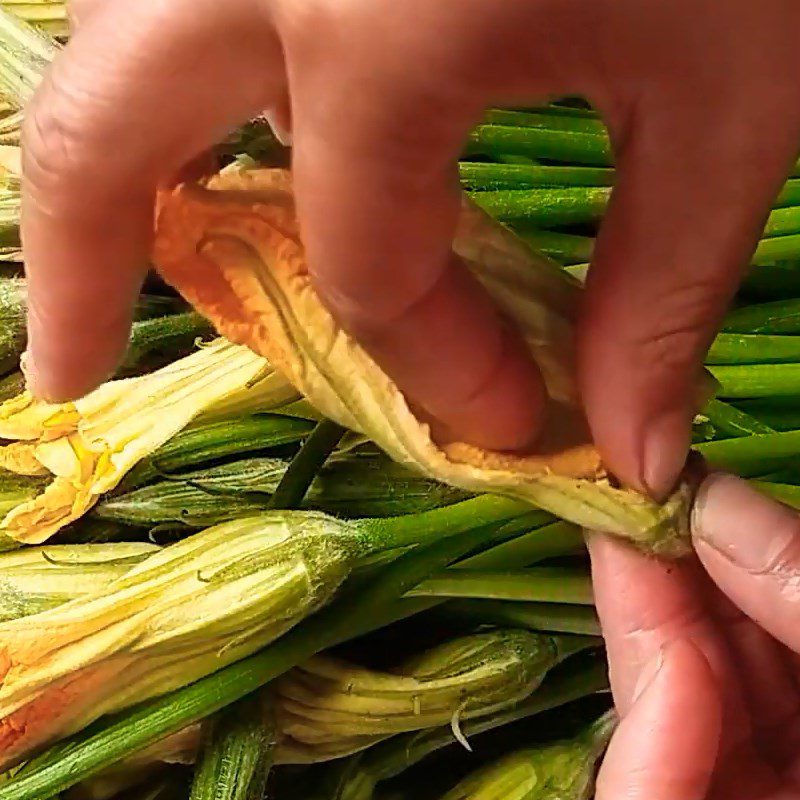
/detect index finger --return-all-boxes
[21,0,285,399]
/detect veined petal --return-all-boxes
[0,339,293,543]
[153,168,694,556]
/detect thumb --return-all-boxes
[580,100,800,499]
[693,473,800,654]
[596,639,721,800]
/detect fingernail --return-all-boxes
[642,409,691,501]
[692,473,799,571]
[633,645,666,704]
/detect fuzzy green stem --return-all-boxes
[407,567,594,605]
[513,229,594,263]
[701,398,776,438]
[722,298,800,335]
[120,414,316,490]
[267,419,346,510]
[466,125,612,166]
[697,430,800,476]
[121,312,214,374]
[188,695,274,800]
[455,521,584,570]
[355,496,545,554]
[706,333,800,365]
[459,162,613,191]
[709,363,800,398]
[483,109,606,134]
[440,599,601,636]
[469,187,610,225]
[735,398,800,431]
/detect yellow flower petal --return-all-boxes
[152,168,693,556]
[0,339,293,544]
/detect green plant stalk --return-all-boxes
[0,6,56,107]
[465,125,612,166]
[440,599,602,636]
[0,276,23,374]
[697,430,800,476]
[454,521,584,570]
[706,333,800,364]
[483,109,606,134]
[322,657,609,800]
[0,524,519,800]
[709,363,800,398]
[753,234,800,265]
[267,419,347,510]
[120,414,316,490]
[701,398,776,438]
[0,369,22,400]
[764,205,800,238]
[407,567,594,605]
[512,230,594,264]
[121,312,214,375]
[722,298,800,334]
[458,163,614,191]
[735,398,800,431]
[469,187,610,225]
[188,695,275,800]
[94,454,473,527]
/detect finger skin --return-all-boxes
[22,0,286,400]
[694,473,800,654]
[596,639,721,800]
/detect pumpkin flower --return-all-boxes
[0,512,358,768]
[153,167,701,556]
[0,338,295,544]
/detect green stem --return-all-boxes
[469,187,610,225]
[440,599,601,636]
[0,526,502,800]
[407,567,594,605]
[121,312,214,374]
[454,521,584,570]
[267,419,346,510]
[701,398,776,438]
[356,496,545,553]
[776,179,800,207]
[697,430,800,476]
[734,398,800,431]
[753,234,800,265]
[459,162,614,191]
[466,125,612,166]
[189,695,274,800]
[706,333,800,365]
[513,229,595,264]
[722,298,800,334]
[120,414,316,490]
[763,206,800,238]
[709,363,800,398]
[483,109,606,134]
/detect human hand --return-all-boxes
[591,473,800,799]
[21,0,800,498]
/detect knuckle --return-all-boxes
[626,277,729,377]
[22,74,108,210]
